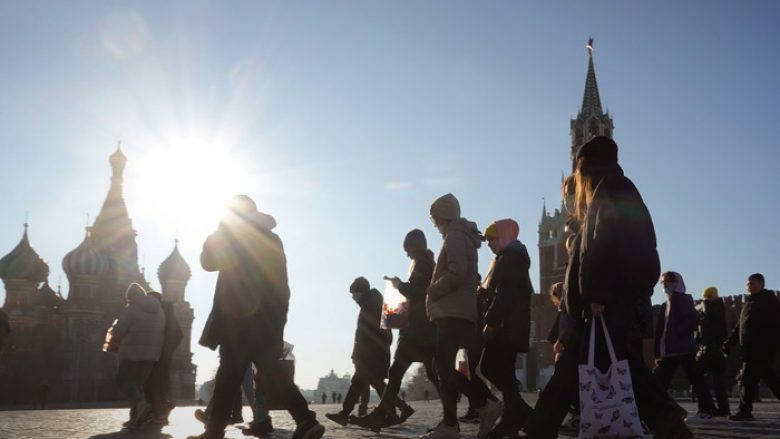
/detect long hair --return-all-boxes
[573,157,597,221]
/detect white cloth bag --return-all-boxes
[578,317,645,439]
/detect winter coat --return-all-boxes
[199,211,290,352]
[427,218,482,323]
[352,288,392,375]
[397,249,437,347]
[482,240,534,352]
[696,298,728,367]
[654,291,700,358]
[726,289,780,362]
[579,169,660,307]
[111,294,166,361]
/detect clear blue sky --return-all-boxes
[1,1,778,389]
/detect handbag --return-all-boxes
[578,317,645,439]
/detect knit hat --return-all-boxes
[703,286,719,299]
[349,276,370,294]
[429,193,461,221]
[125,282,146,301]
[403,229,427,252]
[576,136,618,163]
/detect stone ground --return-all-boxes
[1,396,779,439]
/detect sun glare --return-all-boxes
[128,139,255,240]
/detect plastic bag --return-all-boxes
[455,348,470,380]
[381,279,409,329]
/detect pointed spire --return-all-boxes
[541,197,548,220]
[579,37,604,118]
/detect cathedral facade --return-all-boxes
[0,147,196,405]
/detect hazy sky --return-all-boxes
[1,1,778,389]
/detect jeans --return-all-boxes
[117,360,155,407]
[653,353,715,412]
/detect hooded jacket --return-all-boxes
[426,218,482,323]
[727,289,780,361]
[199,210,290,352]
[111,293,166,361]
[696,297,727,366]
[654,272,700,357]
[482,219,534,352]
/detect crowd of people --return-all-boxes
[56,134,779,439]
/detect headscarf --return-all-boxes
[660,271,687,294]
[484,218,519,253]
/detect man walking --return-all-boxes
[187,195,324,439]
[726,273,780,421]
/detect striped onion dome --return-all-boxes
[62,230,108,277]
[0,224,50,282]
[158,240,191,283]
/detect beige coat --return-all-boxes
[110,294,166,361]
[426,218,481,323]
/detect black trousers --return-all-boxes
[738,357,780,413]
[378,340,438,412]
[524,337,581,439]
[653,353,715,412]
[207,339,312,434]
[699,357,730,413]
[434,318,491,426]
[480,334,530,423]
[145,354,174,416]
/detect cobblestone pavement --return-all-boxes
[1,397,779,439]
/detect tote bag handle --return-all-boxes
[587,316,618,368]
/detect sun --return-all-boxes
[127,138,255,241]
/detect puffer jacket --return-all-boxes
[426,218,481,323]
[111,293,166,361]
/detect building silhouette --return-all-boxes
[0,146,196,404]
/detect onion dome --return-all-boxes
[62,230,108,277]
[158,240,191,283]
[29,281,63,308]
[0,224,50,282]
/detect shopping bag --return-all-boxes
[381,279,409,329]
[102,319,121,353]
[578,317,644,439]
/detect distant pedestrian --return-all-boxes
[696,287,730,416]
[725,273,780,421]
[332,391,337,404]
[337,393,342,404]
[423,193,500,439]
[322,393,327,404]
[354,229,438,430]
[424,390,430,403]
[107,283,166,430]
[187,195,324,439]
[34,381,49,410]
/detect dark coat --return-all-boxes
[198,213,290,353]
[397,249,437,348]
[160,301,183,358]
[727,289,780,362]
[654,292,700,358]
[352,288,392,375]
[696,298,728,367]
[579,170,660,306]
[483,241,534,353]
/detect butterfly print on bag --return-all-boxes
[597,425,611,434]
[610,409,621,422]
[622,396,635,404]
[617,367,627,375]
[595,412,604,420]
[623,420,633,428]
[580,381,592,391]
[585,368,596,376]
[606,385,616,399]
[619,381,631,391]
[580,422,592,432]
